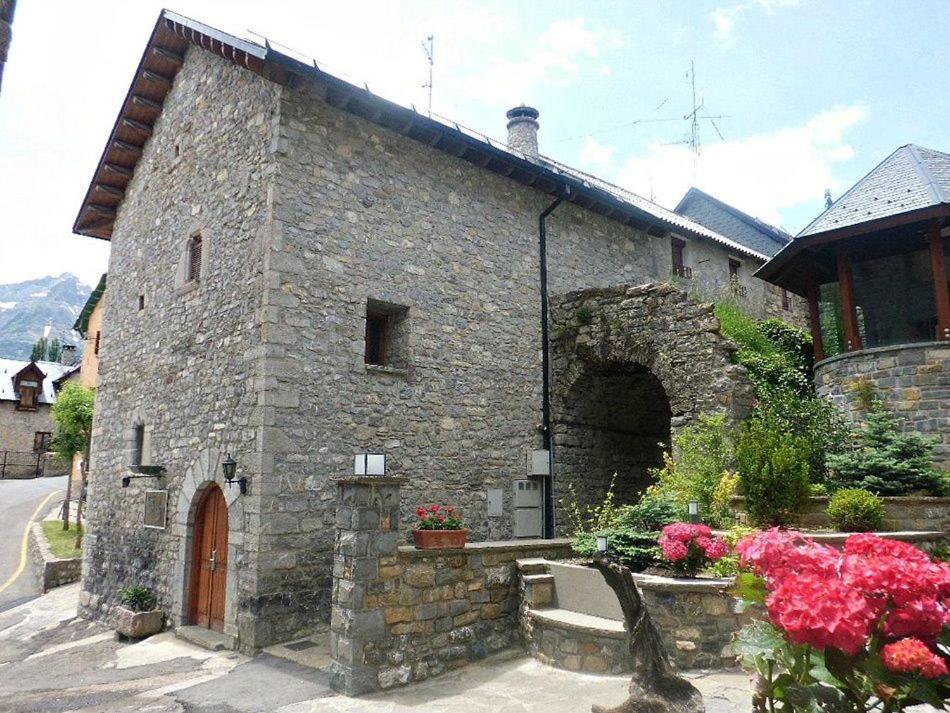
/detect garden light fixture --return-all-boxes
[688,500,700,524]
[596,534,608,556]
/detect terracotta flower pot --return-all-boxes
[412,529,468,549]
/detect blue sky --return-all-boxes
[1,0,949,287]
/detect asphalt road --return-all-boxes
[0,475,66,612]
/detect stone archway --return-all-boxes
[169,447,245,646]
[550,283,753,530]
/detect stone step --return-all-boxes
[515,558,549,574]
[521,573,554,585]
[175,625,235,651]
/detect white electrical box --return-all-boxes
[513,479,543,538]
[487,489,503,517]
[526,449,550,476]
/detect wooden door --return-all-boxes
[188,485,228,632]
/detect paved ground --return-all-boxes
[0,475,66,612]
[0,583,754,713]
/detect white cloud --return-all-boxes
[710,0,799,49]
[579,136,615,171]
[610,104,868,227]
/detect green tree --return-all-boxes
[51,382,94,544]
[30,336,48,362]
[47,338,61,363]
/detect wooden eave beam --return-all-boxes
[93,184,124,197]
[142,69,174,85]
[87,204,116,217]
[112,140,143,155]
[928,219,950,340]
[836,244,862,351]
[120,117,153,133]
[103,163,133,178]
[151,46,184,64]
[131,94,163,111]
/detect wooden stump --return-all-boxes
[591,556,705,713]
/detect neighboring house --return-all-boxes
[0,356,77,476]
[69,273,107,482]
[758,144,950,465]
[675,187,802,319]
[74,11,798,651]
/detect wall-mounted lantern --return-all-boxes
[688,500,700,524]
[222,453,247,495]
[354,453,386,476]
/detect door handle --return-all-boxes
[210,549,217,571]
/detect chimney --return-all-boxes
[506,105,540,159]
[59,344,77,367]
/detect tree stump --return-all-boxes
[591,556,705,713]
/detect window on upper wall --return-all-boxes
[17,381,38,410]
[729,258,741,281]
[33,431,52,452]
[94,331,101,356]
[132,424,146,466]
[364,300,410,370]
[782,289,792,312]
[187,234,203,282]
[671,238,691,279]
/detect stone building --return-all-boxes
[68,273,106,482]
[0,357,76,477]
[759,144,950,466]
[74,11,789,651]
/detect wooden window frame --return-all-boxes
[671,238,691,279]
[94,330,101,356]
[729,258,741,281]
[138,294,145,311]
[364,312,390,365]
[33,431,52,453]
[782,289,792,312]
[17,384,37,411]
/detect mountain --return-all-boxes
[0,274,91,360]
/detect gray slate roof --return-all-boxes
[0,359,76,404]
[799,145,950,237]
[674,188,791,257]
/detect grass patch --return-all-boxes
[41,520,83,559]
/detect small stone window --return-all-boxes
[187,234,202,282]
[132,424,146,466]
[364,300,409,370]
[671,238,691,279]
[782,289,792,312]
[729,258,741,281]
[94,330,101,356]
[33,431,52,452]
[138,294,145,311]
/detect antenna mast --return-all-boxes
[422,34,434,117]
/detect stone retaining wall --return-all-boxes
[329,475,572,695]
[29,523,82,592]
[815,342,950,468]
[730,496,950,532]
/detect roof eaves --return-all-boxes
[73,273,107,335]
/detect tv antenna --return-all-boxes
[421,34,434,117]
[664,60,729,175]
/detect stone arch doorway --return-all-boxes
[550,283,754,532]
[188,483,229,631]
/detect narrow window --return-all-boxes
[187,235,202,282]
[94,330,101,356]
[33,431,52,452]
[18,382,37,410]
[671,238,690,278]
[729,259,741,281]
[365,312,389,365]
[138,294,145,311]
[132,424,145,466]
[782,289,792,312]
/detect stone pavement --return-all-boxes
[0,584,751,712]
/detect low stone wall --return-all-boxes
[329,474,573,696]
[815,342,950,468]
[730,496,950,532]
[29,523,82,592]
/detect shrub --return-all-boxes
[826,488,886,532]
[616,491,680,531]
[826,404,945,495]
[117,585,156,612]
[572,529,660,572]
[735,413,810,526]
[649,412,737,527]
[658,522,728,577]
[705,525,758,577]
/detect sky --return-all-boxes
[1,0,949,289]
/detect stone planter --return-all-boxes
[412,528,468,549]
[113,606,164,640]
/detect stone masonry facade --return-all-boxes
[816,341,950,468]
[83,41,783,652]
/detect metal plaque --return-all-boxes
[143,489,168,530]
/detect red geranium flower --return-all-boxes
[428,504,439,513]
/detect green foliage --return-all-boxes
[50,382,95,464]
[563,475,627,534]
[826,489,885,532]
[575,304,593,324]
[649,412,737,527]
[826,403,945,495]
[41,520,82,559]
[615,490,680,531]
[30,337,47,362]
[571,529,660,572]
[707,525,759,577]
[47,338,61,363]
[736,412,810,526]
[846,376,878,411]
[116,585,157,612]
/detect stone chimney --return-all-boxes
[506,105,540,159]
[59,344,77,367]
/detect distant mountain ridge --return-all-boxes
[0,274,91,360]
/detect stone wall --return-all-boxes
[329,475,571,695]
[550,284,755,519]
[79,45,282,651]
[816,342,950,468]
[0,401,54,457]
[730,496,950,533]
[29,523,82,592]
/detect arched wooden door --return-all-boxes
[188,484,228,632]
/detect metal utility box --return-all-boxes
[526,449,550,476]
[513,479,542,538]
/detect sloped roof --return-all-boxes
[73,273,106,336]
[0,359,78,404]
[674,187,791,257]
[799,145,950,237]
[73,10,766,262]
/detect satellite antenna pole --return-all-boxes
[422,34,434,117]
